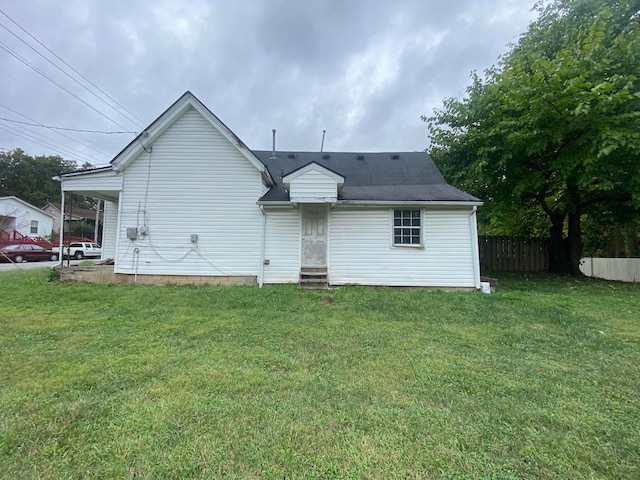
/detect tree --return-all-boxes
[426,0,640,272]
[0,148,94,209]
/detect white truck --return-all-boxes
[53,242,102,260]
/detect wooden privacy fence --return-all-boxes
[479,236,551,272]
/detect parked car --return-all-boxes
[53,242,102,260]
[0,244,58,263]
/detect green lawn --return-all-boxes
[0,270,638,479]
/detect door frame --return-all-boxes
[300,204,328,268]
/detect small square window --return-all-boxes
[393,210,422,246]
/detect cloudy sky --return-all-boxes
[0,0,537,167]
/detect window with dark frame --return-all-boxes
[393,209,421,246]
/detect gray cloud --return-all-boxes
[0,0,536,166]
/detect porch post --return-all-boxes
[57,190,66,268]
[94,199,101,243]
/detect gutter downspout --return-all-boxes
[259,205,266,287]
[469,206,481,289]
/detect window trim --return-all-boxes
[30,220,38,234]
[391,209,423,248]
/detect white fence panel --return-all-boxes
[580,258,640,283]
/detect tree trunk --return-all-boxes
[567,191,583,274]
[548,213,571,273]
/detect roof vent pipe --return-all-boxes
[320,130,326,152]
[270,129,277,159]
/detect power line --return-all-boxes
[0,122,106,165]
[0,8,146,129]
[0,117,137,134]
[0,40,133,131]
[0,20,145,130]
[0,120,100,163]
[0,103,113,159]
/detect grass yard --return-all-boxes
[0,270,638,479]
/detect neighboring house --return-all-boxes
[42,202,103,240]
[0,196,54,244]
[58,92,483,288]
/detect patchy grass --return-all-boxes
[0,269,638,479]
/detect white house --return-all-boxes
[58,92,483,288]
[0,196,54,242]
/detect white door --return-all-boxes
[301,205,327,267]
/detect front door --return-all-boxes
[301,205,327,267]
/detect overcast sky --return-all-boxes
[0,0,537,167]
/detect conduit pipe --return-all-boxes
[259,205,266,287]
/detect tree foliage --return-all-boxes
[0,148,93,209]
[426,0,640,271]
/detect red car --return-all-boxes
[0,244,59,263]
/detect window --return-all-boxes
[30,220,38,234]
[393,209,422,246]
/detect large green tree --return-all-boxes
[426,0,640,272]
[0,148,91,208]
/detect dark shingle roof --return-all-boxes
[254,151,480,203]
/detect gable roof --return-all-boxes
[254,151,481,204]
[110,91,274,186]
[42,203,103,222]
[0,196,55,218]
[282,162,345,184]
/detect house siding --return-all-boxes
[329,207,476,287]
[289,170,338,202]
[102,200,118,260]
[61,169,122,192]
[0,197,54,237]
[114,106,263,278]
[263,208,300,283]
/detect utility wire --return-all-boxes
[0,40,132,131]
[0,122,106,165]
[0,120,93,161]
[0,120,101,164]
[0,8,146,129]
[0,103,113,159]
[0,20,145,130]
[0,117,137,134]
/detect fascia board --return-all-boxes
[188,100,273,183]
[58,166,114,178]
[111,96,192,171]
[334,200,484,207]
[110,93,274,186]
[0,196,56,219]
[282,162,345,184]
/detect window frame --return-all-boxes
[391,209,423,248]
[30,220,38,234]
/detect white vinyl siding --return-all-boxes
[329,207,476,287]
[61,169,122,193]
[288,170,338,203]
[262,208,300,283]
[114,106,263,278]
[0,197,53,238]
[101,200,118,260]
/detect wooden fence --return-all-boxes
[478,236,551,273]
